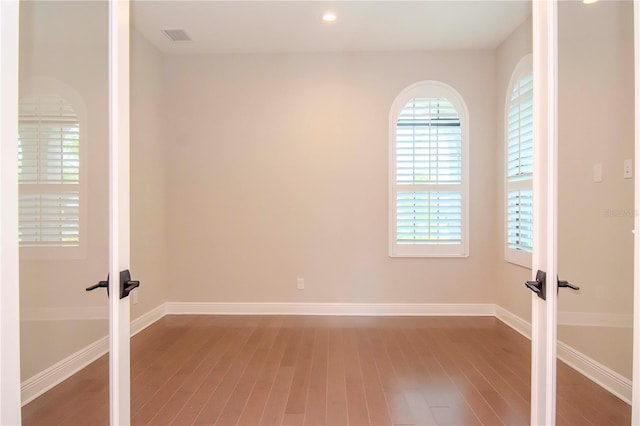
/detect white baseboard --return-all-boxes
[131,303,167,336]
[21,335,109,406]
[557,341,632,404]
[165,302,496,316]
[21,303,166,406]
[495,305,632,405]
[495,305,532,338]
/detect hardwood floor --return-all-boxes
[22,315,631,425]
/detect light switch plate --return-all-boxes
[624,159,633,179]
[593,163,602,182]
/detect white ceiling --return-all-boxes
[131,1,531,55]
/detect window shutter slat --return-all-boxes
[506,69,533,258]
[19,192,80,247]
[18,95,81,248]
[396,191,462,244]
[507,190,533,252]
[507,74,534,182]
[396,98,462,185]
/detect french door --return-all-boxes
[531,1,640,424]
[0,0,132,424]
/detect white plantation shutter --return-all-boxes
[507,74,534,183]
[507,189,533,252]
[396,192,462,244]
[390,82,468,257]
[505,59,533,265]
[396,98,462,185]
[18,95,81,248]
[19,193,80,246]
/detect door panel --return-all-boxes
[18,0,110,411]
[0,1,22,423]
[556,0,634,421]
[18,1,132,423]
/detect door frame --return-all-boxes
[633,2,640,424]
[108,0,131,424]
[531,1,558,424]
[0,1,132,424]
[3,0,640,424]
[0,1,22,424]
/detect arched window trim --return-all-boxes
[504,54,533,268]
[388,80,470,258]
[19,77,88,260]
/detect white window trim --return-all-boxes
[388,81,470,258]
[19,77,88,260]
[505,54,533,268]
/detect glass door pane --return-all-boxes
[19,1,111,423]
[557,1,634,423]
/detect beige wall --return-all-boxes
[556,0,634,378]
[130,31,169,319]
[495,17,533,322]
[163,51,499,304]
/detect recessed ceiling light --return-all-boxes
[322,12,337,22]
[582,0,599,4]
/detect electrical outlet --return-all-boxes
[296,278,304,290]
[132,289,139,304]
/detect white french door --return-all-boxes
[532,1,640,424]
[0,0,132,424]
[530,1,558,424]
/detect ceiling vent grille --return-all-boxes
[162,29,192,43]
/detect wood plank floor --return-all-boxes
[22,315,631,425]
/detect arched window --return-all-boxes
[505,54,533,267]
[389,81,469,257]
[18,94,82,252]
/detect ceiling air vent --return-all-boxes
[162,29,192,43]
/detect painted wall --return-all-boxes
[556,0,634,379]
[130,30,169,320]
[162,51,499,305]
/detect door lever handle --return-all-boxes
[86,270,140,299]
[558,280,580,291]
[86,280,108,292]
[119,270,140,299]
[123,279,140,294]
[525,270,547,300]
[525,281,542,293]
